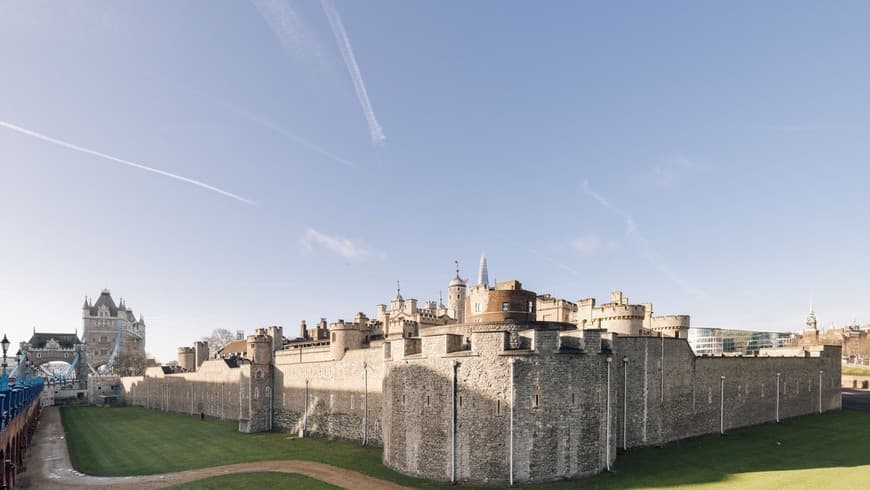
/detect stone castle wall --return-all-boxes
[383,328,617,485]
[120,360,252,424]
[615,337,841,449]
[272,344,385,445]
[116,326,841,486]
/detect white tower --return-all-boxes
[478,255,489,286]
[448,260,467,323]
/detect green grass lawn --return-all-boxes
[841,365,870,376]
[168,472,338,490]
[62,406,870,489]
[60,406,432,487]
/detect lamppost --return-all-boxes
[0,335,9,391]
[14,353,22,387]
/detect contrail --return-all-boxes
[320,0,385,146]
[235,109,355,167]
[0,120,256,205]
[582,179,704,298]
[251,0,325,64]
[529,248,580,276]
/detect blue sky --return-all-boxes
[2,1,869,362]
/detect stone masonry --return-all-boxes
[117,270,842,486]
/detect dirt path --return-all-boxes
[18,407,409,490]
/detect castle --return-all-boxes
[119,258,841,485]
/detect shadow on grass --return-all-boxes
[61,406,870,489]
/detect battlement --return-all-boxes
[652,315,691,328]
[598,302,646,318]
[384,322,610,362]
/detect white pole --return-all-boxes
[301,379,309,438]
[509,358,515,486]
[606,356,612,471]
[719,376,725,435]
[623,356,628,450]
[776,373,781,423]
[818,370,823,414]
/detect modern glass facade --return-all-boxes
[687,327,793,356]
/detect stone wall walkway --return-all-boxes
[18,407,407,490]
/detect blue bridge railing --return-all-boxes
[0,378,44,431]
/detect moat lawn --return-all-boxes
[62,406,870,489]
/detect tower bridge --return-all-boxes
[19,289,147,383]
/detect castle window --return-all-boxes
[496,400,501,415]
[533,394,539,408]
[459,395,463,407]
[528,301,534,313]
[426,395,430,407]
[571,393,575,405]
[502,302,509,312]
[351,395,355,410]
[331,333,335,342]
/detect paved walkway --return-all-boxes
[842,389,870,412]
[18,407,408,489]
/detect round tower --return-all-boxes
[447,260,467,323]
[247,333,273,365]
[177,347,195,372]
[329,319,365,360]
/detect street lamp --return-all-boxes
[0,335,9,391]
[14,353,22,387]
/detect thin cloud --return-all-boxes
[529,248,580,276]
[300,227,373,259]
[320,0,385,146]
[251,0,325,63]
[0,120,255,205]
[572,235,602,254]
[234,109,355,167]
[582,179,704,298]
[649,155,708,187]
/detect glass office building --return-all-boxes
[687,327,794,356]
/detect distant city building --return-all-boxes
[688,327,793,355]
[791,306,870,361]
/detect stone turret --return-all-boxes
[329,319,366,360]
[447,260,467,323]
[267,325,283,353]
[239,331,273,433]
[194,341,209,368]
[177,347,195,371]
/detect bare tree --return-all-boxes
[114,351,148,376]
[202,328,236,352]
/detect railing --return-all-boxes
[0,378,44,431]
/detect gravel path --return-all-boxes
[18,407,408,490]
